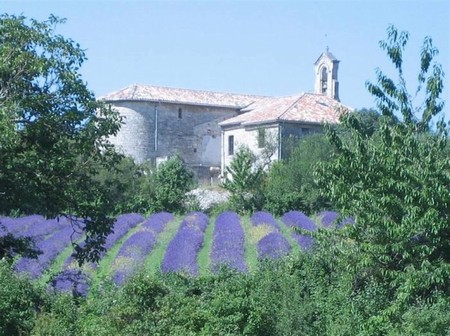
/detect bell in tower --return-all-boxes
[314,49,340,101]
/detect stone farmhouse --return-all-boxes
[102,51,348,182]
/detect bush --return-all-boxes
[153,156,195,213]
[0,260,47,335]
[222,147,265,214]
[264,133,332,216]
[94,157,157,215]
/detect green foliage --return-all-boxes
[316,25,449,329]
[264,133,333,216]
[0,231,41,261]
[0,260,47,335]
[95,157,157,215]
[1,21,449,336]
[2,226,448,336]
[153,156,194,213]
[223,147,265,213]
[31,294,80,336]
[0,14,123,263]
[95,156,197,215]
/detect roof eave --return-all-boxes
[101,97,246,109]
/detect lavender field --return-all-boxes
[0,210,350,295]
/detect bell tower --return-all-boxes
[314,49,340,101]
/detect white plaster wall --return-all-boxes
[221,126,279,175]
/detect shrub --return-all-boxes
[153,156,194,213]
[0,260,47,335]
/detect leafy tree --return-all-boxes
[153,155,194,213]
[94,157,157,215]
[316,25,449,328]
[0,233,41,262]
[0,14,122,263]
[336,107,387,138]
[222,146,264,213]
[264,133,333,216]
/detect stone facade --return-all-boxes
[104,51,347,182]
[108,100,241,181]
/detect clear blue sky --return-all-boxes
[3,0,450,119]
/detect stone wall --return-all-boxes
[109,100,239,180]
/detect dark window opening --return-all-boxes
[321,67,328,94]
[228,135,234,155]
[302,128,311,135]
[257,128,266,148]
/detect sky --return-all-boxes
[2,0,450,120]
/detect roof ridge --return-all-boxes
[130,83,268,99]
[277,92,306,120]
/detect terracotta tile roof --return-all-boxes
[100,84,267,108]
[219,93,348,127]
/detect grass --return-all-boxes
[277,218,301,256]
[240,216,261,272]
[40,234,86,286]
[93,219,146,282]
[197,214,216,276]
[143,215,182,275]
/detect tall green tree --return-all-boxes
[316,25,449,328]
[0,14,123,263]
[223,147,264,213]
[153,156,194,213]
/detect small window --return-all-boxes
[228,135,234,155]
[257,128,266,148]
[178,108,182,119]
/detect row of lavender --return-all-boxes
[50,212,175,294]
[157,210,350,276]
[0,210,351,294]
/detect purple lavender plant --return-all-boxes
[50,269,90,297]
[281,211,317,231]
[161,212,209,276]
[210,211,247,273]
[14,222,84,279]
[103,213,145,251]
[112,230,157,285]
[257,232,291,260]
[111,212,174,285]
[0,224,6,238]
[251,211,280,231]
[0,217,11,238]
[62,213,144,270]
[0,217,17,237]
[292,233,315,251]
[318,211,339,228]
[17,217,70,243]
[179,211,209,231]
[141,212,174,234]
[317,211,355,228]
[0,215,46,236]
